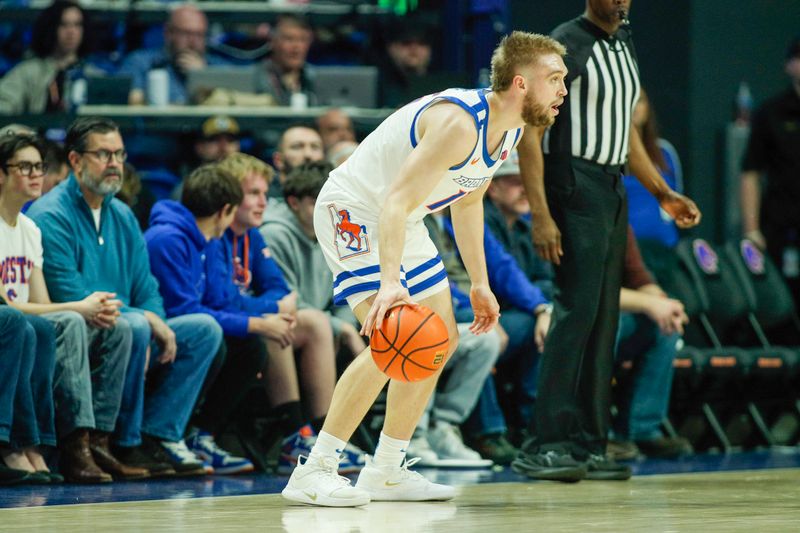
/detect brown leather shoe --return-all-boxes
[59,429,113,484]
[89,432,150,480]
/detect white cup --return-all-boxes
[290,91,308,111]
[147,69,169,106]
[69,78,87,108]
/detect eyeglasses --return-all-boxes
[82,149,127,164]
[5,161,48,176]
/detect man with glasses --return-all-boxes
[27,117,223,477]
[119,3,229,106]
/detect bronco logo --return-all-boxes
[329,205,370,260]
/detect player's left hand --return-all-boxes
[469,285,500,335]
[659,190,702,228]
[360,281,415,337]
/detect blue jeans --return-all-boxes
[45,311,132,436]
[12,315,57,448]
[613,313,680,441]
[115,312,222,445]
[0,307,26,445]
[466,309,539,436]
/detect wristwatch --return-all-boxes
[536,303,554,315]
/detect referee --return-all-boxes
[513,0,701,482]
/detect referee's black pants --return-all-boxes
[528,157,628,458]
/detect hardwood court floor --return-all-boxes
[2,468,798,533]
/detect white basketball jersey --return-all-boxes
[328,88,522,221]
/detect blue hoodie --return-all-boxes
[202,227,290,316]
[144,200,252,337]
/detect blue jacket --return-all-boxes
[203,227,291,318]
[26,174,164,316]
[441,217,548,314]
[144,200,252,337]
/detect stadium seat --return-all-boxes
[674,238,793,448]
[725,239,800,445]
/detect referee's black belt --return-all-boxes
[571,157,624,177]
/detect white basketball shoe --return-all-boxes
[282,455,370,507]
[354,456,456,501]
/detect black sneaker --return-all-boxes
[472,433,519,466]
[511,449,587,482]
[584,454,632,481]
[113,442,176,478]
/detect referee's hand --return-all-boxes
[532,215,564,265]
[659,190,702,229]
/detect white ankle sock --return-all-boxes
[308,430,347,462]
[373,432,409,467]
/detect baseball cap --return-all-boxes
[494,149,520,177]
[201,115,240,139]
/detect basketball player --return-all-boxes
[282,32,568,507]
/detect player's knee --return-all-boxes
[448,326,460,354]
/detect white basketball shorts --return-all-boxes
[313,181,449,309]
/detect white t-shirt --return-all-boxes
[0,213,43,303]
[91,207,102,232]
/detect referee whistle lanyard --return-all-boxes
[232,232,252,290]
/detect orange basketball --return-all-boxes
[370,304,450,382]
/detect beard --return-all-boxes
[81,167,123,196]
[522,95,555,127]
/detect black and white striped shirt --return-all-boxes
[543,17,641,167]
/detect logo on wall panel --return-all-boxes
[741,239,765,275]
[329,204,370,260]
[692,239,719,275]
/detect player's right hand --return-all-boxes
[360,281,414,337]
[532,214,563,265]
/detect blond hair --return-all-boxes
[215,152,274,184]
[490,31,567,92]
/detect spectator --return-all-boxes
[195,115,242,165]
[143,164,255,475]
[172,115,243,201]
[609,226,693,460]
[740,36,800,306]
[327,140,358,168]
[268,124,324,200]
[0,1,102,114]
[119,3,229,106]
[480,151,555,438]
[425,210,550,465]
[215,153,364,473]
[254,14,316,106]
[26,117,222,477]
[0,133,134,483]
[316,109,355,152]
[376,18,433,108]
[39,138,70,194]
